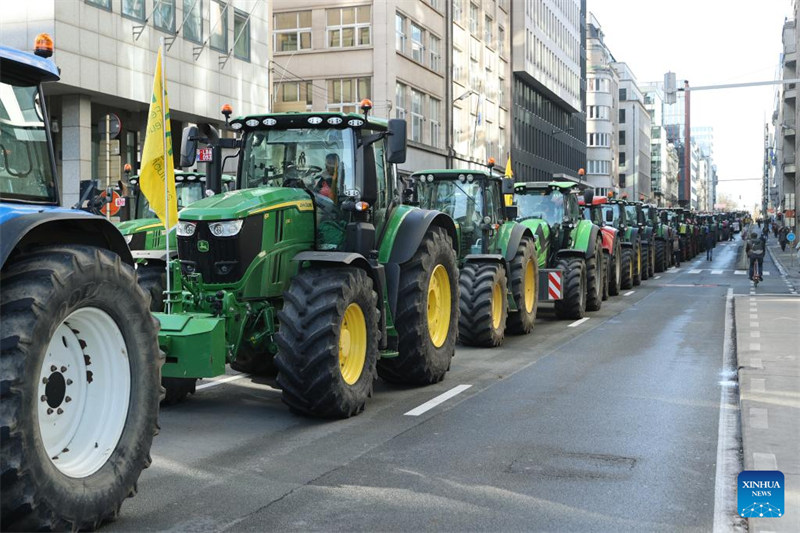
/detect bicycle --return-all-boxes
[750,255,763,288]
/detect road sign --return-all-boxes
[787,232,796,242]
[197,147,213,162]
[98,113,122,139]
[100,190,122,217]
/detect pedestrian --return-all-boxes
[779,226,789,251]
[705,226,714,261]
[672,230,681,267]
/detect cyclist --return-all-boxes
[746,231,765,281]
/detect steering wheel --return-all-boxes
[304,165,323,175]
[282,177,308,190]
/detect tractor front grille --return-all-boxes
[177,216,263,284]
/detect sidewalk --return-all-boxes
[767,235,800,294]
[735,233,800,532]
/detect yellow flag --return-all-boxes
[139,46,177,228]
[504,155,513,178]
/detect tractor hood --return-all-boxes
[116,218,163,235]
[518,217,551,241]
[178,187,313,221]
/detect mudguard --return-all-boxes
[463,253,505,265]
[0,209,133,267]
[498,223,534,263]
[571,220,600,258]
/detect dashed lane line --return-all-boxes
[624,291,635,296]
[567,317,590,328]
[404,384,473,416]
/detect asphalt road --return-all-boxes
[110,239,790,532]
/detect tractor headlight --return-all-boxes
[208,220,244,237]
[124,234,133,244]
[176,221,197,237]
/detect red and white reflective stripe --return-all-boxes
[548,272,562,300]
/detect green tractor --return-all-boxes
[642,203,673,272]
[598,197,643,289]
[409,169,539,346]
[513,181,605,319]
[116,171,234,311]
[155,104,461,417]
[625,200,654,281]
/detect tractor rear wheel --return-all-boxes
[377,227,458,385]
[506,236,538,335]
[602,254,610,301]
[633,243,643,286]
[640,245,650,281]
[554,257,586,320]
[655,240,666,273]
[136,263,166,312]
[586,240,604,312]
[275,267,379,418]
[648,242,656,277]
[608,240,622,296]
[620,248,634,290]
[458,262,508,347]
[1,245,162,532]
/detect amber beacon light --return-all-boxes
[34,33,54,58]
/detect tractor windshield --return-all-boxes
[516,190,564,225]
[417,179,483,223]
[624,205,639,225]
[0,82,57,203]
[136,180,206,219]
[583,206,602,225]
[240,127,355,202]
[601,204,623,226]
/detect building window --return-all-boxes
[210,0,228,52]
[469,3,479,35]
[484,15,493,44]
[619,173,627,188]
[122,0,144,20]
[154,0,176,33]
[429,34,441,72]
[453,0,464,25]
[395,82,407,120]
[396,13,406,53]
[327,6,371,48]
[410,23,424,63]
[233,9,250,60]
[498,25,505,56]
[453,48,465,84]
[619,109,626,124]
[327,77,370,113]
[86,0,111,10]
[429,0,441,10]
[182,0,203,43]
[619,130,626,145]
[619,88,627,100]
[410,89,424,142]
[275,11,312,52]
[429,97,441,148]
[275,82,313,107]
[619,152,626,166]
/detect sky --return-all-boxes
[587,0,793,211]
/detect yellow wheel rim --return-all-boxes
[524,261,535,313]
[491,280,503,330]
[427,264,451,348]
[637,249,641,273]
[339,303,367,385]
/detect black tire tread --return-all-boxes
[553,257,586,320]
[506,236,538,335]
[458,262,507,347]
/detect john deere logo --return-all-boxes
[197,240,210,252]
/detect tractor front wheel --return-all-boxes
[275,267,379,418]
[554,257,586,320]
[506,236,538,335]
[608,240,622,296]
[585,240,604,312]
[377,227,458,385]
[620,248,634,290]
[458,262,508,347]
[655,240,667,273]
[633,243,643,286]
[136,263,166,312]
[0,245,162,531]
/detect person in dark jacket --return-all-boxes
[705,226,715,261]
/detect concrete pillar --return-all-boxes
[61,95,92,208]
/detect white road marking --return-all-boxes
[753,452,777,471]
[751,321,760,329]
[711,270,723,275]
[713,288,741,533]
[404,384,472,416]
[689,269,702,274]
[654,275,661,279]
[750,331,760,338]
[751,358,763,369]
[751,378,765,393]
[749,343,761,351]
[670,268,681,273]
[763,271,770,276]
[624,291,634,296]
[749,313,758,320]
[567,317,590,328]
[196,374,248,391]
[750,407,769,429]
[734,270,746,275]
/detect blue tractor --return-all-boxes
[1,40,161,530]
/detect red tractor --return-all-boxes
[579,192,623,297]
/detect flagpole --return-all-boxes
[160,39,172,314]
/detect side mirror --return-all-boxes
[502,177,515,195]
[386,119,407,164]
[505,205,518,220]
[582,188,594,205]
[180,126,198,168]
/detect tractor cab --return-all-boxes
[578,195,608,227]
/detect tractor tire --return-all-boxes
[457,262,508,347]
[648,242,656,278]
[633,243,642,286]
[655,240,667,273]
[275,267,379,418]
[1,245,162,532]
[608,240,622,296]
[585,240,604,312]
[506,236,538,335]
[161,378,197,405]
[602,254,610,301]
[553,257,586,320]
[641,245,650,281]
[620,248,634,290]
[230,344,277,377]
[377,227,458,385]
[137,263,166,312]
